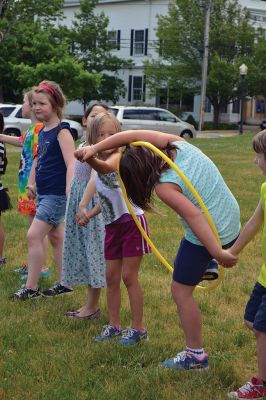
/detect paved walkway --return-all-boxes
[197,125,260,138]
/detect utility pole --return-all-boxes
[198,0,211,132]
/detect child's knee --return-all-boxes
[171,280,193,305]
[122,271,137,288]
[27,229,38,244]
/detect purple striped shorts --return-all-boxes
[104,214,151,260]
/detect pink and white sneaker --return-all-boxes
[228,377,266,399]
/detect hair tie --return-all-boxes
[38,83,56,96]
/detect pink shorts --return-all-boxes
[104,215,151,260]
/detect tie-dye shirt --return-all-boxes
[18,122,43,215]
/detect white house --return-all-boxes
[63,0,266,125]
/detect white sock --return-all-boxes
[186,346,205,359]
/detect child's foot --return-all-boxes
[201,259,219,281]
[118,327,148,345]
[161,351,209,371]
[10,285,43,301]
[95,324,122,342]
[228,377,266,399]
[42,282,73,297]
[68,308,101,320]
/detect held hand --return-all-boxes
[74,146,95,162]
[216,249,238,268]
[76,206,90,226]
[26,184,36,200]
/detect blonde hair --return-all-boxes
[33,80,66,120]
[23,89,33,106]
[86,112,121,145]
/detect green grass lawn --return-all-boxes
[0,134,264,400]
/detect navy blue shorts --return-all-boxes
[244,282,266,333]
[173,237,237,286]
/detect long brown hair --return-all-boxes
[119,143,177,211]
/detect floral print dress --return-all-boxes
[61,160,106,288]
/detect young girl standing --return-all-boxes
[12,80,76,300]
[75,113,151,345]
[62,103,108,319]
[0,113,11,265]
[76,129,240,364]
[226,131,266,399]
[0,91,49,277]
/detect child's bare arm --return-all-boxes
[78,175,96,208]
[58,129,76,195]
[76,203,101,226]
[155,182,238,267]
[0,134,22,147]
[26,157,37,199]
[74,131,184,163]
[229,201,263,256]
[88,152,120,173]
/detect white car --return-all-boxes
[0,104,83,141]
[110,106,196,138]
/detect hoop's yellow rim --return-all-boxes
[117,141,224,292]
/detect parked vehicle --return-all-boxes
[110,106,196,138]
[0,104,83,140]
[260,119,266,130]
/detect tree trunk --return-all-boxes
[213,104,220,128]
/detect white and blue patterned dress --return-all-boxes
[61,160,106,288]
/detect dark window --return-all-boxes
[134,30,145,55]
[256,99,265,113]
[108,30,120,50]
[157,110,176,122]
[132,76,143,101]
[0,107,15,117]
[141,110,158,120]
[123,109,143,120]
[232,99,240,114]
[15,107,23,118]
[205,98,211,112]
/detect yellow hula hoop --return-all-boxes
[117,141,225,292]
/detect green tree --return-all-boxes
[0,0,101,104]
[145,0,260,125]
[69,0,130,106]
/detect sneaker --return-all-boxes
[161,351,209,371]
[118,327,148,346]
[15,265,51,280]
[14,265,28,275]
[10,286,43,301]
[40,267,51,279]
[42,283,73,297]
[201,259,219,281]
[228,377,266,399]
[95,324,122,342]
